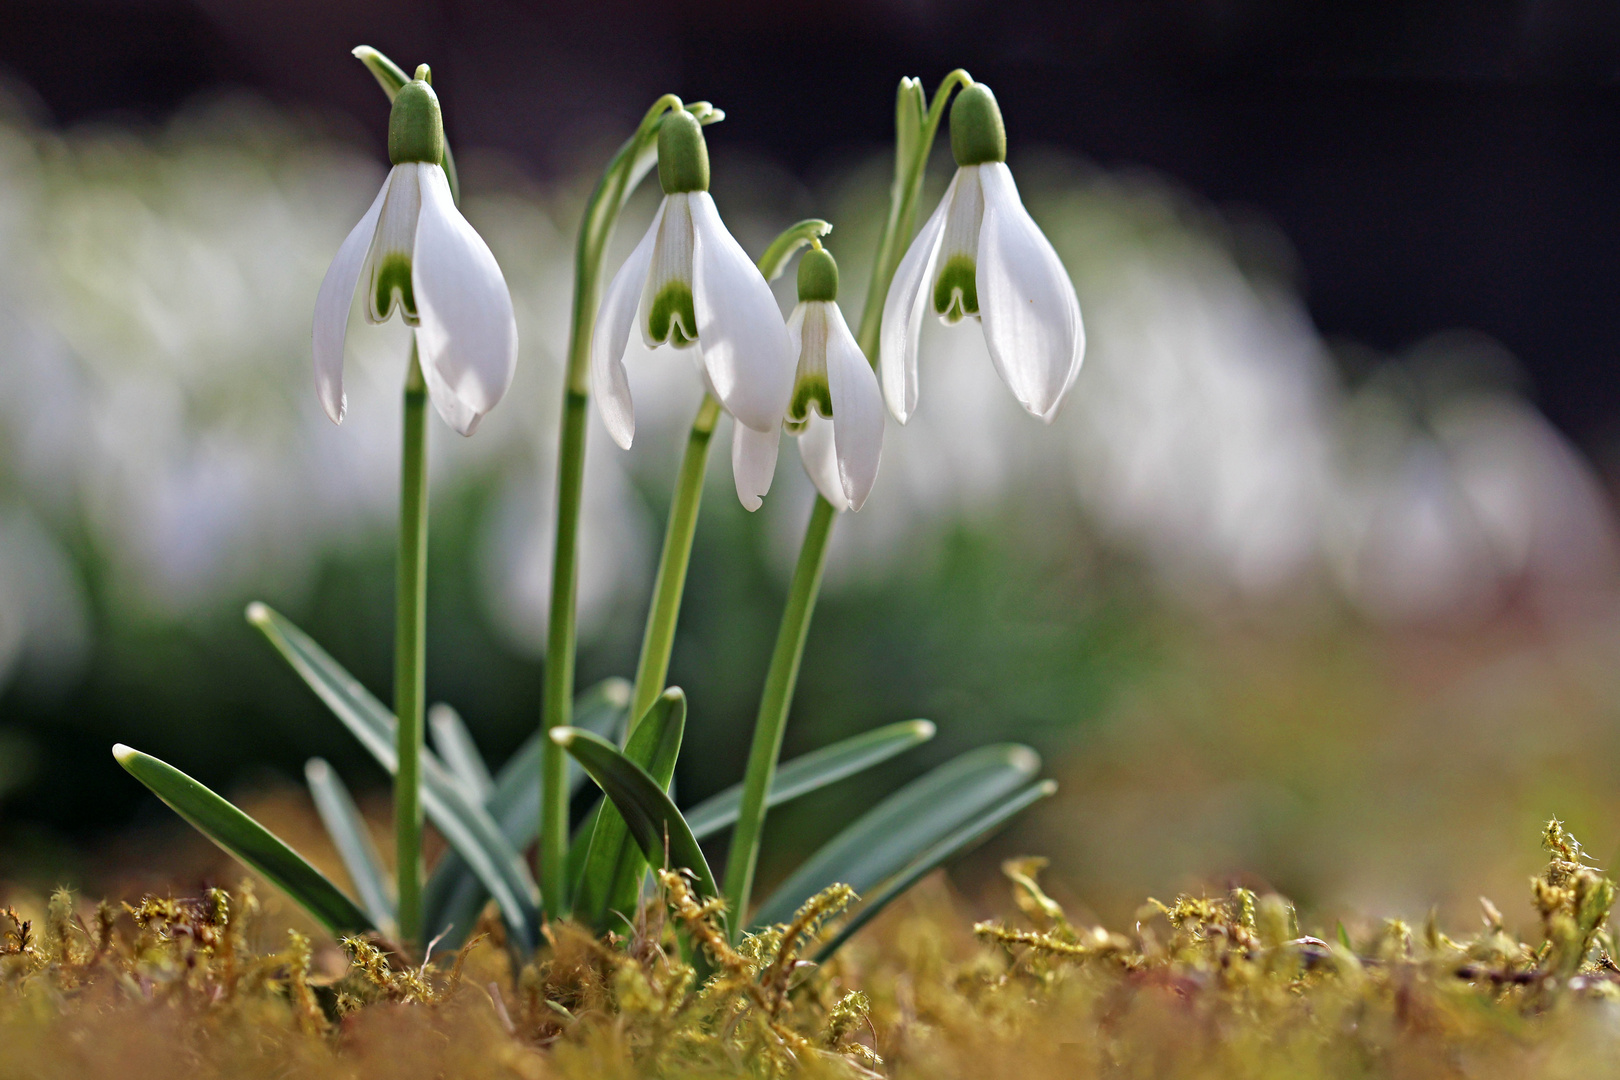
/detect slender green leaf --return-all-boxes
[566,799,604,901]
[573,690,686,928]
[114,744,374,937]
[304,758,394,932]
[429,704,494,803]
[814,779,1056,960]
[751,744,1042,930]
[424,679,628,944]
[684,720,935,841]
[552,727,718,906]
[246,602,539,952]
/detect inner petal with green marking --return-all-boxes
[646,281,697,348]
[933,255,979,324]
[789,373,832,428]
[371,252,418,325]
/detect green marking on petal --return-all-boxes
[372,252,417,323]
[647,281,697,347]
[789,372,833,425]
[932,254,979,323]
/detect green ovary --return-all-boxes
[932,255,979,323]
[648,282,697,347]
[372,253,417,322]
[788,373,832,426]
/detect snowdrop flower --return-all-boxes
[880,82,1084,424]
[591,109,795,510]
[313,67,518,435]
[783,246,883,511]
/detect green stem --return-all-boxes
[720,70,970,937]
[541,93,692,921]
[855,68,972,361]
[720,495,836,931]
[395,344,429,947]
[629,395,723,730]
[540,384,586,919]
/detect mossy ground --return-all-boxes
[4,821,1620,1078]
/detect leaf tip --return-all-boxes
[304,758,331,784]
[549,728,578,748]
[602,678,632,709]
[111,743,137,767]
[1035,779,1058,797]
[910,719,937,740]
[1006,744,1042,777]
[659,686,686,705]
[244,601,271,626]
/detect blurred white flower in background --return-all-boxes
[0,100,1614,702]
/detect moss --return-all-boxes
[3,823,1620,1076]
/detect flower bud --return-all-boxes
[389,68,445,165]
[657,109,711,194]
[949,82,1007,167]
[796,246,839,303]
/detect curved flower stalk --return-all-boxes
[880,81,1084,425]
[307,59,519,948]
[783,245,883,512]
[313,66,518,436]
[590,109,795,511]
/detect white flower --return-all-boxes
[591,109,794,511]
[783,247,883,511]
[880,83,1083,425]
[313,75,517,436]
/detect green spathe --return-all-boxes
[797,246,839,303]
[657,109,710,194]
[389,72,445,165]
[950,82,1006,167]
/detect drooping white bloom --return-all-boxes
[591,109,794,511]
[783,247,883,511]
[313,74,517,436]
[880,82,1083,425]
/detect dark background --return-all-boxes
[5,0,1620,457]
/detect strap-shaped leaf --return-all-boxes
[565,799,604,900]
[552,727,718,905]
[814,779,1056,960]
[304,758,394,932]
[684,720,935,840]
[246,602,539,953]
[751,744,1042,929]
[573,690,686,929]
[429,704,493,802]
[114,745,374,937]
[423,679,628,944]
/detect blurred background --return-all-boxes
[2,0,1620,936]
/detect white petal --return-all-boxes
[411,164,519,436]
[823,303,884,510]
[363,164,422,324]
[311,178,388,424]
[690,192,794,433]
[797,413,849,512]
[639,193,696,348]
[878,171,956,423]
[590,199,665,449]
[784,301,807,364]
[976,161,1085,421]
[731,420,780,512]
